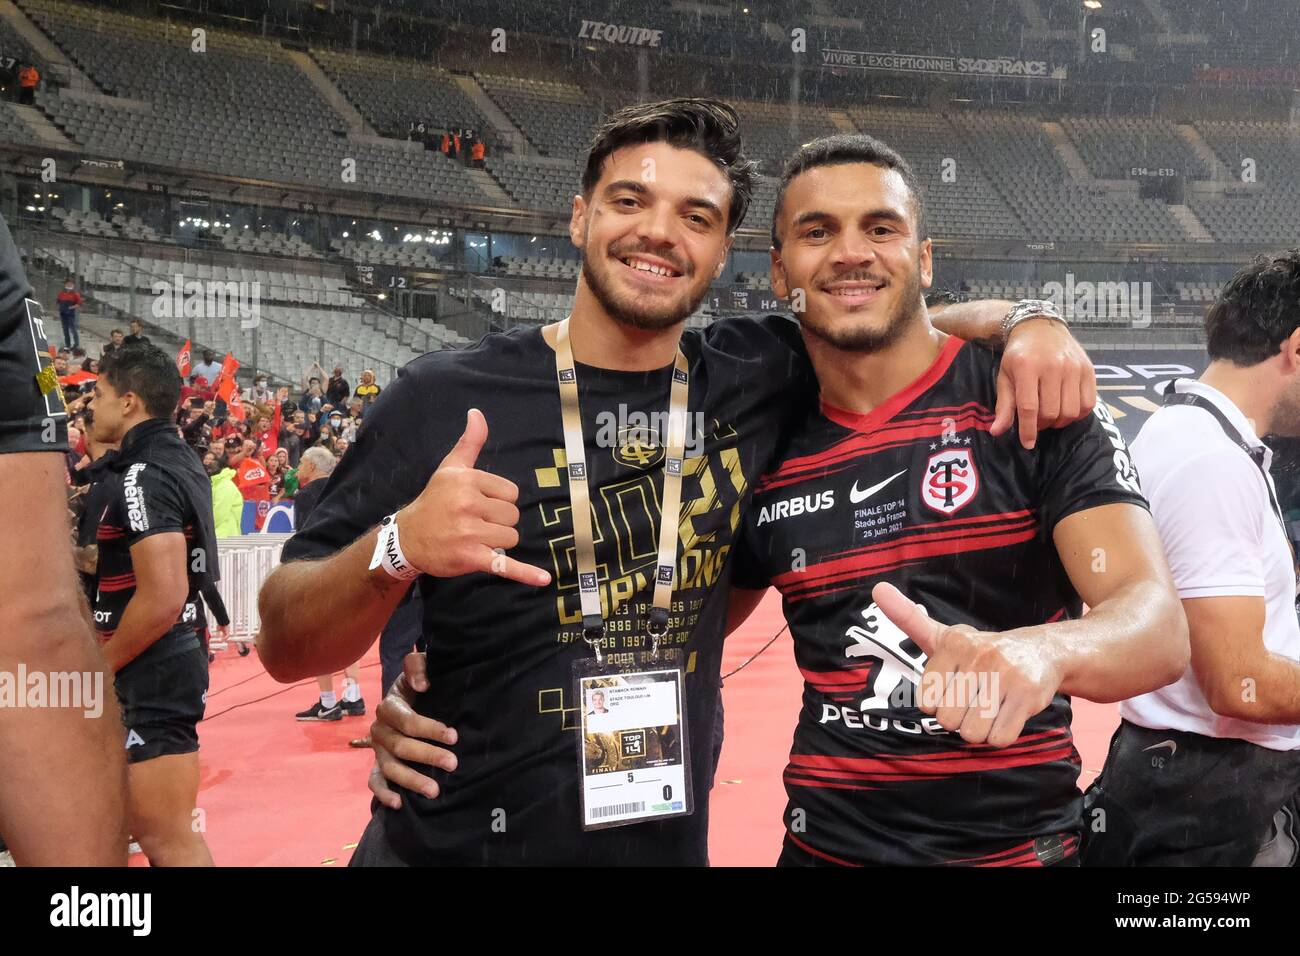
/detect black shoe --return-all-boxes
[295,700,342,721]
[340,697,366,717]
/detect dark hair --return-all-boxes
[582,98,756,234]
[98,343,181,419]
[1206,251,1300,367]
[771,134,928,249]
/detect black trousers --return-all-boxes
[379,586,422,697]
[1081,719,1300,866]
[349,811,410,867]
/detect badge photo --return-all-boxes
[921,447,979,515]
[572,656,693,832]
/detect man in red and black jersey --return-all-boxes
[90,343,218,866]
[728,135,1190,867]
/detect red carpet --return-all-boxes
[186,591,1118,866]
[708,591,1119,865]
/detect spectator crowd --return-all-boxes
[59,342,382,537]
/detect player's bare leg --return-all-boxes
[128,753,213,867]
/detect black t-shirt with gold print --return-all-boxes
[283,317,812,865]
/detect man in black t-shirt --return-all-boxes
[326,365,351,407]
[122,318,151,348]
[725,136,1188,866]
[259,101,1097,867]
[89,343,217,866]
[0,212,129,865]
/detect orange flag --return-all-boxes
[176,339,192,378]
[215,353,245,420]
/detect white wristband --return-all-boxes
[369,513,420,581]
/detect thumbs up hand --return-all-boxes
[870,582,1062,748]
[394,409,551,586]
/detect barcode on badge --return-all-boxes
[591,801,646,820]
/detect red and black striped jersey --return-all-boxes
[94,418,214,670]
[733,336,1147,866]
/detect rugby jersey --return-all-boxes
[734,335,1147,866]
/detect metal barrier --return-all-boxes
[213,534,294,649]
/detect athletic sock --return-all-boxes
[343,680,361,703]
[320,691,338,709]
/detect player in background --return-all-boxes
[89,344,218,866]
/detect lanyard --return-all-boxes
[555,317,690,662]
[1161,383,1293,554]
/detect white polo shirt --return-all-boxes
[1121,379,1300,751]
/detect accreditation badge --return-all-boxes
[572,650,692,831]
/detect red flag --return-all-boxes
[215,352,244,421]
[176,339,192,378]
[214,352,240,389]
[218,373,245,421]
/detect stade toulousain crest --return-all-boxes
[613,426,665,470]
[922,448,979,515]
[613,426,664,470]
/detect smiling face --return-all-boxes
[571,141,732,332]
[771,162,932,353]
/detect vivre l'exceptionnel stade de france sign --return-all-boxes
[821,47,1068,80]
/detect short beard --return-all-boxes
[581,248,706,333]
[1270,382,1300,437]
[800,268,923,354]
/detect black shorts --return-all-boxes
[115,643,209,765]
[1081,720,1300,866]
[777,831,1080,867]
